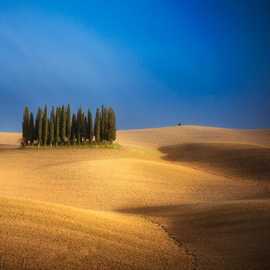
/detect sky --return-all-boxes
[0,0,269,131]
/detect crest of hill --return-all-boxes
[1,125,270,148]
[118,125,270,182]
[118,125,270,148]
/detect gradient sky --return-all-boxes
[0,0,269,131]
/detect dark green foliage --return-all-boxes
[42,105,48,145]
[29,112,35,144]
[22,106,30,144]
[66,104,71,143]
[35,108,40,143]
[87,110,93,143]
[103,107,109,141]
[100,105,104,140]
[60,105,66,144]
[37,108,43,146]
[49,107,55,146]
[83,115,88,142]
[55,107,61,146]
[22,104,116,146]
[94,108,101,143]
[76,107,83,144]
[71,113,77,144]
[108,108,116,142]
[100,105,109,141]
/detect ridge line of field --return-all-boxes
[120,211,198,270]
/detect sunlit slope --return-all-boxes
[0,132,20,148]
[118,125,270,147]
[0,149,267,210]
[119,126,270,181]
[0,197,191,270]
[0,126,270,270]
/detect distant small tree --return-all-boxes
[94,108,101,143]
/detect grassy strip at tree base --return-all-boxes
[20,142,121,150]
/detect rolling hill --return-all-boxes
[0,125,269,269]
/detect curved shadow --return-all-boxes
[159,143,270,181]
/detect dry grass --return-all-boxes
[0,197,190,270]
[0,125,270,269]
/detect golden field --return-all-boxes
[0,125,270,269]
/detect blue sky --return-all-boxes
[0,0,269,131]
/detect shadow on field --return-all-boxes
[159,143,270,181]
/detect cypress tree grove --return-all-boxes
[42,105,48,145]
[22,106,30,144]
[94,108,101,143]
[22,104,116,147]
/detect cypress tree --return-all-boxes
[66,104,71,144]
[94,108,101,143]
[29,112,34,145]
[42,105,48,145]
[55,107,60,146]
[71,113,77,144]
[22,106,30,144]
[100,105,105,141]
[49,107,55,146]
[76,107,82,144]
[37,108,43,146]
[87,109,93,143]
[108,108,116,142]
[60,105,66,144]
[35,108,40,143]
[111,109,116,141]
[83,115,87,143]
[104,107,109,141]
